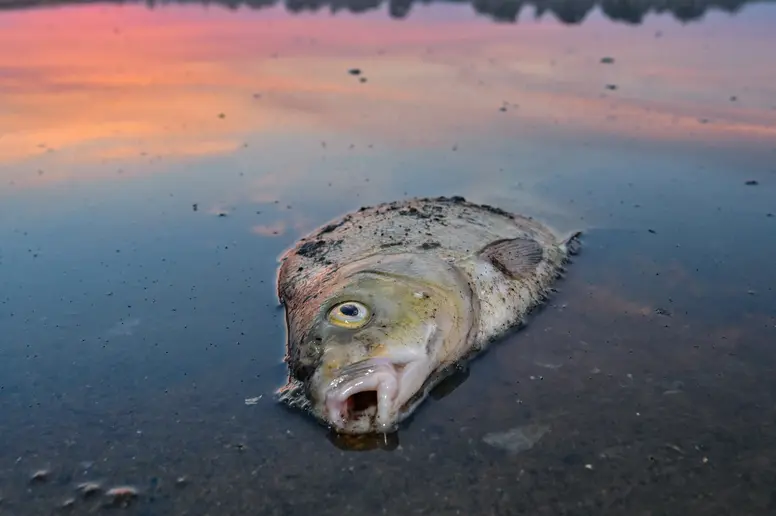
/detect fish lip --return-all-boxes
[324,358,400,433]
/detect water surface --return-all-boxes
[1,0,775,514]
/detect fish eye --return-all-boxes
[328,301,371,329]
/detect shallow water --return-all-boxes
[1,0,775,514]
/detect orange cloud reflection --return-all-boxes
[1,4,775,188]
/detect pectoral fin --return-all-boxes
[478,237,544,278]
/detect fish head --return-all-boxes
[283,253,476,435]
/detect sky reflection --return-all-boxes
[0,2,774,194]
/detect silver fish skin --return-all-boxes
[275,196,580,435]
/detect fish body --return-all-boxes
[275,196,580,435]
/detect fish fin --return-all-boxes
[478,237,544,278]
[275,379,311,411]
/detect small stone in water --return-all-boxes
[76,482,102,498]
[104,486,139,507]
[30,469,50,483]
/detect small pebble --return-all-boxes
[105,486,139,507]
[30,469,50,483]
[76,482,102,498]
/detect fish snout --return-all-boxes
[324,358,400,433]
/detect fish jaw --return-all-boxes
[324,358,399,434]
[322,350,435,434]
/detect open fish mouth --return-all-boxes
[324,358,405,433]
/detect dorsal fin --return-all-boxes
[478,237,543,278]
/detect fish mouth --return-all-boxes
[324,357,412,434]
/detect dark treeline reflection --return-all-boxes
[0,0,771,24]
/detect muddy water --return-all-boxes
[1,1,775,514]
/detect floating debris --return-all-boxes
[61,498,76,509]
[665,443,685,455]
[348,68,361,76]
[483,423,551,454]
[745,180,759,185]
[244,395,263,405]
[534,361,563,370]
[600,56,615,64]
[605,84,618,90]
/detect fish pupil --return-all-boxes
[340,304,359,317]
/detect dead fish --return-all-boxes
[275,196,580,435]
